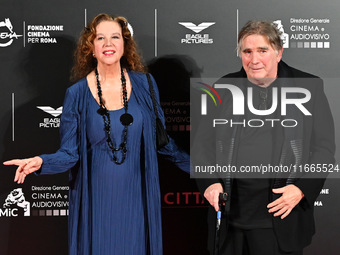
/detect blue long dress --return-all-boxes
[39,71,190,255]
[87,88,146,254]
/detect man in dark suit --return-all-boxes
[194,20,335,255]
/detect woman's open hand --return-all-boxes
[3,156,43,184]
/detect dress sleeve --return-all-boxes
[147,74,191,173]
[37,87,80,175]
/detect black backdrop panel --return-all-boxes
[0,1,339,254]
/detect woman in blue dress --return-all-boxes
[4,13,189,255]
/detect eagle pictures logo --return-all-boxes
[37,106,63,128]
[179,21,215,44]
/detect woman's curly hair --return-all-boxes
[71,13,146,82]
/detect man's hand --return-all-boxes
[267,184,304,219]
[204,183,224,212]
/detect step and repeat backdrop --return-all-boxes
[1,0,339,254]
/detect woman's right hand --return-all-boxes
[3,156,43,184]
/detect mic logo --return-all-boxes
[1,188,30,217]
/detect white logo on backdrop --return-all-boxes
[179,22,215,44]
[179,22,215,33]
[273,20,289,48]
[37,106,63,117]
[127,23,134,36]
[0,18,23,47]
[274,18,330,49]
[1,188,30,217]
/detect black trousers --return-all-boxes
[220,225,303,255]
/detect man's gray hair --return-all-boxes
[238,20,283,55]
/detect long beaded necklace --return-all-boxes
[95,67,133,165]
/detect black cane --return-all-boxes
[214,192,228,255]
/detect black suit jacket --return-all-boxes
[194,61,335,252]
